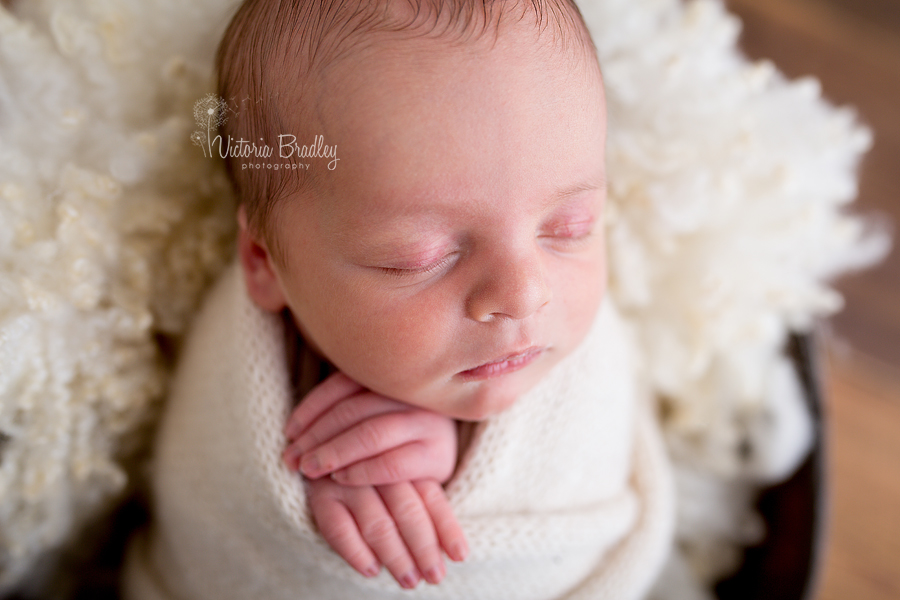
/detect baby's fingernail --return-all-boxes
[282,446,301,470]
[363,563,380,578]
[300,455,322,476]
[450,541,468,562]
[424,564,444,584]
[399,571,419,589]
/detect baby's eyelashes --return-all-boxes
[537,217,598,254]
[375,253,460,279]
[540,219,594,239]
[538,193,601,245]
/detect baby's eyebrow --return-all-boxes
[547,179,606,206]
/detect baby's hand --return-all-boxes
[283,372,458,486]
[306,477,468,588]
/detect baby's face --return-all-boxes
[262,29,606,421]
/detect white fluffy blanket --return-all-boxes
[0,0,888,595]
[122,263,673,600]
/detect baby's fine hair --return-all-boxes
[216,0,598,251]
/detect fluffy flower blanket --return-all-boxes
[122,263,673,600]
[0,0,888,595]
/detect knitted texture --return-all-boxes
[123,263,674,600]
[0,0,887,594]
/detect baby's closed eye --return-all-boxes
[538,192,602,247]
[376,252,460,278]
[538,212,597,251]
[540,217,595,239]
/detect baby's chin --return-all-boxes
[452,385,523,422]
[348,370,521,421]
[428,363,553,422]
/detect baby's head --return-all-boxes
[219,0,608,421]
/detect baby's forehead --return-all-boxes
[217,0,601,238]
[296,21,599,127]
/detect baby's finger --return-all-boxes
[300,412,425,479]
[379,483,446,585]
[282,439,309,472]
[294,393,406,456]
[346,486,421,590]
[284,372,363,441]
[308,488,381,578]
[331,443,452,486]
[414,480,469,563]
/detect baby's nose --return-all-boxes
[465,248,551,322]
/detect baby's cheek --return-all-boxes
[557,251,606,344]
[341,295,456,394]
[384,303,454,366]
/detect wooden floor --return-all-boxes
[723,0,900,598]
[819,351,900,600]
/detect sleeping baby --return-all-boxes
[123,0,674,598]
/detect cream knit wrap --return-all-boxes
[123,262,674,600]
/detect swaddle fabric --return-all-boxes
[123,263,674,600]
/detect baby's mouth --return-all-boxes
[456,346,544,381]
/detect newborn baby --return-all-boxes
[123,1,674,598]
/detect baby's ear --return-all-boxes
[237,205,288,312]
